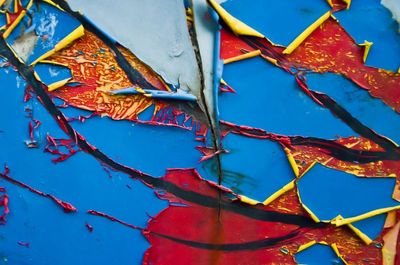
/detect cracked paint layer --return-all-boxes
[0,0,400,264]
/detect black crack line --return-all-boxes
[47,0,159,91]
[187,2,224,221]
[240,36,400,157]
[0,37,326,229]
[221,121,400,163]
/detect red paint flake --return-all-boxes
[196,146,227,162]
[85,222,93,232]
[23,86,33,102]
[25,107,41,148]
[17,241,30,248]
[0,187,9,224]
[66,112,97,123]
[45,134,80,163]
[142,169,381,264]
[219,82,236,93]
[0,167,77,213]
[87,210,142,231]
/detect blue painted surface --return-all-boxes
[335,0,400,71]
[0,63,167,264]
[222,0,330,46]
[297,163,398,221]
[295,243,344,265]
[1,1,398,264]
[351,214,386,241]
[34,63,72,87]
[0,12,6,29]
[306,72,400,144]
[220,57,355,139]
[198,133,295,201]
[6,2,82,65]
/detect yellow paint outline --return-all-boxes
[238,195,260,205]
[359,40,373,63]
[283,11,332,54]
[4,0,84,65]
[3,9,26,38]
[33,61,72,91]
[347,222,373,245]
[295,241,348,265]
[30,24,84,65]
[2,0,33,38]
[224,50,261,64]
[263,180,295,205]
[207,0,264,38]
[284,147,300,177]
[343,0,351,9]
[332,206,400,226]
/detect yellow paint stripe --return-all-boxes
[224,50,261,64]
[297,240,317,252]
[284,147,299,177]
[359,40,373,63]
[30,25,85,65]
[3,10,26,38]
[47,78,71,91]
[238,195,260,205]
[263,180,295,205]
[331,243,349,265]
[283,11,331,54]
[207,0,264,38]
[332,205,400,226]
[347,222,373,245]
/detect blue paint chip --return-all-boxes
[306,72,400,144]
[6,1,82,65]
[297,163,398,221]
[335,0,400,71]
[222,0,330,46]
[200,133,295,201]
[220,56,355,139]
[34,62,72,88]
[295,243,345,265]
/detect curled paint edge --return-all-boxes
[207,0,264,38]
[359,40,373,63]
[283,11,332,55]
[2,0,33,38]
[238,195,260,205]
[30,24,85,65]
[347,221,373,245]
[283,147,300,177]
[295,170,400,231]
[263,180,295,205]
[108,87,198,102]
[2,10,26,38]
[224,50,261,64]
[331,206,400,226]
[4,0,85,65]
[295,240,349,265]
[33,60,73,91]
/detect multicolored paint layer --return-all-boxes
[0,0,400,264]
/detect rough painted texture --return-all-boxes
[1,0,400,264]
